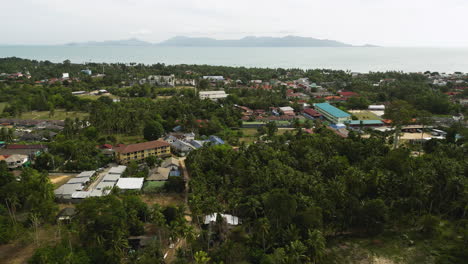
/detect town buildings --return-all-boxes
[114,140,171,164]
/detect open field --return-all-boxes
[19,110,88,120]
[0,225,60,264]
[324,232,434,264]
[349,110,382,120]
[239,127,296,143]
[77,94,118,101]
[141,193,185,207]
[49,173,77,189]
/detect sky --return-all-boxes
[2,0,468,47]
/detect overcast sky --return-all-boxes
[2,0,468,47]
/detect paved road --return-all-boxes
[86,165,113,191]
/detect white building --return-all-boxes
[116,177,144,191]
[199,91,228,100]
[5,155,28,169]
[140,75,175,87]
[203,76,224,82]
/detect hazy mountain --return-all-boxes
[66,38,152,46]
[65,36,377,47]
[157,35,371,47]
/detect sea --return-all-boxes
[1,46,468,73]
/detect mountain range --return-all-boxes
[66,36,377,47]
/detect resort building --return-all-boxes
[199,91,228,100]
[313,103,351,124]
[114,140,171,164]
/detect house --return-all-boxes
[57,208,76,222]
[204,213,241,226]
[76,171,95,178]
[199,91,228,100]
[54,183,83,199]
[161,157,180,171]
[170,139,195,156]
[338,91,359,98]
[146,167,171,181]
[279,106,295,116]
[368,105,385,111]
[313,103,351,124]
[114,140,170,164]
[303,108,323,120]
[208,135,225,145]
[116,177,144,191]
[5,154,29,169]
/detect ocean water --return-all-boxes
[1,46,468,73]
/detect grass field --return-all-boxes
[77,94,118,101]
[349,110,382,120]
[239,128,296,143]
[19,109,88,120]
[324,232,434,264]
[0,102,7,114]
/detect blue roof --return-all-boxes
[208,135,225,145]
[314,103,351,118]
[346,120,383,125]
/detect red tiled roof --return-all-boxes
[115,140,169,154]
[338,91,359,97]
[304,108,322,117]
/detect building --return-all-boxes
[116,177,144,191]
[303,108,323,120]
[313,103,351,124]
[5,154,29,169]
[139,75,175,87]
[108,165,127,175]
[114,140,170,164]
[279,106,295,116]
[345,120,384,127]
[203,76,224,82]
[204,213,241,226]
[368,105,385,111]
[199,91,228,100]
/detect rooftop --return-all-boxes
[314,103,351,118]
[108,165,127,174]
[115,140,169,154]
[116,177,144,190]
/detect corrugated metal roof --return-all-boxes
[314,103,351,118]
[116,178,144,190]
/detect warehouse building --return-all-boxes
[313,103,351,124]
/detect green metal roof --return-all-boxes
[346,120,383,125]
[314,103,351,118]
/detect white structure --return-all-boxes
[102,174,120,182]
[5,155,28,169]
[204,213,241,226]
[76,171,95,178]
[139,75,175,87]
[368,105,385,111]
[62,73,69,79]
[203,76,224,81]
[199,91,228,100]
[116,178,144,191]
[108,165,127,175]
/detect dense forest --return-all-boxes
[186,129,467,263]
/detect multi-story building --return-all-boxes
[199,90,228,100]
[139,75,175,87]
[114,140,171,164]
[313,103,351,124]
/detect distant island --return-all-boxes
[66,36,378,47]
